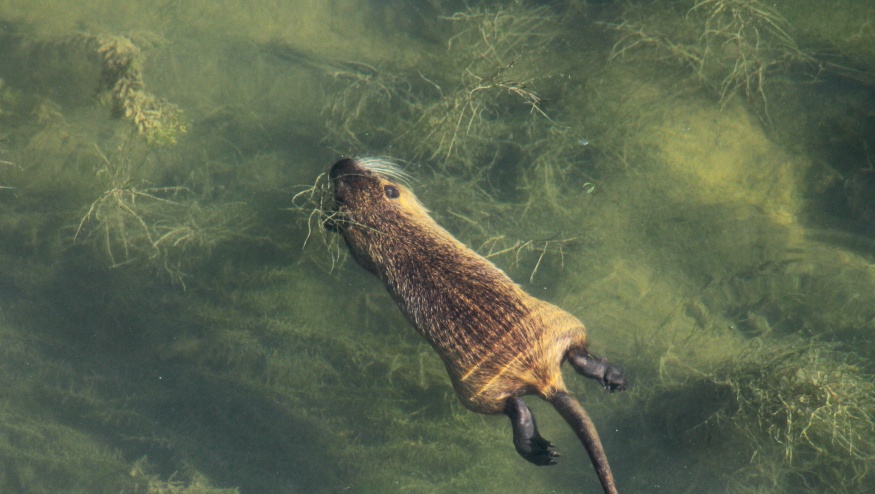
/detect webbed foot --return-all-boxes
[569,349,628,393]
[504,396,560,466]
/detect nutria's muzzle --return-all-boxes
[329,157,358,182]
[324,158,357,232]
[328,157,371,210]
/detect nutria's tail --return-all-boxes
[549,391,618,494]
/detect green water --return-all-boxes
[1,1,874,492]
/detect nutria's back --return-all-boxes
[375,219,585,411]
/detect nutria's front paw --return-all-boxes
[569,350,628,392]
[604,364,627,393]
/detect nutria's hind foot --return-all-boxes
[569,349,628,393]
[504,397,559,466]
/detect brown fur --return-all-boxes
[329,157,621,492]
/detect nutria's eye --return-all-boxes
[384,185,400,199]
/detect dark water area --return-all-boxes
[0,1,874,492]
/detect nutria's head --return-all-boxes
[328,157,424,228]
[328,157,431,272]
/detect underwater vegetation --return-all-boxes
[71,139,252,287]
[319,0,606,262]
[89,33,189,146]
[610,0,817,123]
[0,26,252,286]
[11,31,187,145]
[649,338,875,492]
[0,0,874,493]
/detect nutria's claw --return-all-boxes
[604,365,627,393]
[519,435,559,466]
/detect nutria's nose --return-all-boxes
[330,158,358,180]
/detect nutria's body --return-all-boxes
[328,157,627,493]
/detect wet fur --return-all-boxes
[328,157,626,493]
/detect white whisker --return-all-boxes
[357,157,414,186]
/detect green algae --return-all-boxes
[0,0,874,493]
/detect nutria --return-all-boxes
[327,157,627,493]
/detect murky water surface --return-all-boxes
[1,1,873,492]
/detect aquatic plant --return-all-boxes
[290,171,347,272]
[724,342,872,462]
[611,0,815,122]
[73,141,250,286]
[90,34,188,146]
[324,0,561,176]
[129,457,239,494]
[656,337,875,492]
[0,78,18,118]
[12,31,188,145]
[404,2,556,168]
[74,143,188,264]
